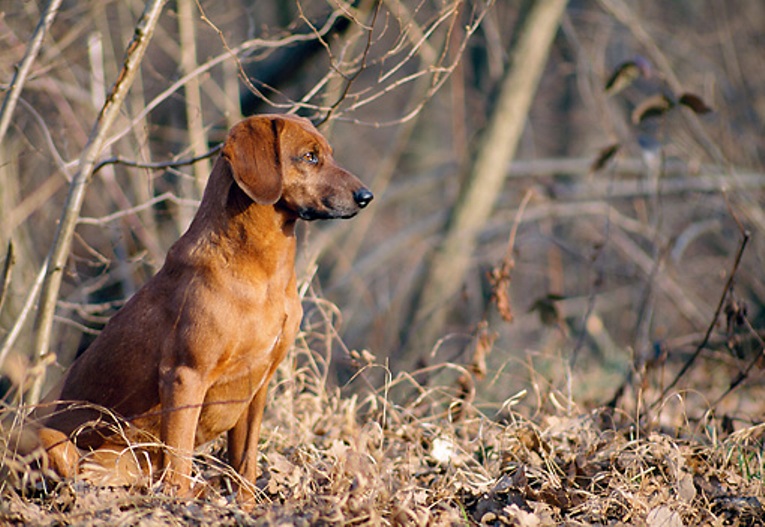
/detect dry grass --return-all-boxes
[2,293,764,526]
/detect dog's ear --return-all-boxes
[222,116,283,205]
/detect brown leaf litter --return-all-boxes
[2,351,764,526]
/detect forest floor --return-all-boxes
[1,343,764,526]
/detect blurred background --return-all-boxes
[1,0,763,432]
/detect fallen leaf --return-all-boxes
[590,143,620,173]
[470,321,496,379]
[528,294,565,328]
[503,503,541,527]
[632,94,675,123]
[488,261,514,322]
[678,92,712,114]
[605,56,652,95]
[646,506,684,527]
[677,471,697,503]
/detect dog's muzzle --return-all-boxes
[294,187,373,221]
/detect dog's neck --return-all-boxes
[171,158,297,272]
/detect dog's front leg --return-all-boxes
[226,374,278,510]
[227,379,270,485]
[229,326,295,492]
[159,364,206,496]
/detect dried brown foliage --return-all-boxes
[2,308,764,525]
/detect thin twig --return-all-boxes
[94,143,222,175]
[0,241,14,317]
[77,192,200,226]
[0,0,64,146]
[330,0,496,126]
[319,0,382,123]
[190,4,344,119]
[0,261,48,372]
[710,315,765,410]
[652,228,750,408]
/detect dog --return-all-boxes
[26,114,372,496]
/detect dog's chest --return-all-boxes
[193,299,300,443]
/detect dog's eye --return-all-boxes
[302,152,319,165]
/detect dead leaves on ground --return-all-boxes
[5,400,765,525]
[3,332,764,525]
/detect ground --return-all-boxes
[2,346,764,526]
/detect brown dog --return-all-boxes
[29,114,372,495]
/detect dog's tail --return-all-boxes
[4,419,80,479]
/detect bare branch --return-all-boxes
[0,241,14,317]
[77,192,200,227]
[0,260,48,372]
[94,144,222,174]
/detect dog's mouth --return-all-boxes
[281,187,372,221]
[297,207,359,221]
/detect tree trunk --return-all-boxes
[400,0,568,370]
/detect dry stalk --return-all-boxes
[709,314,765,409]
[487,188,535,324]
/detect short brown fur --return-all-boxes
[28,114,372,497]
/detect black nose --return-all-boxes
[354,188,373,208]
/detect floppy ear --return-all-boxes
[222,116,283,205]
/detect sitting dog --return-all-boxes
[27,114,372,496]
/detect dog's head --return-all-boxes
[222,114,373,220]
